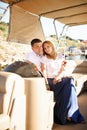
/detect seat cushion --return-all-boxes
[72,73,87,95]
[0,114,10,130]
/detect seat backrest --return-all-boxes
[0,71,24,114]
[24,77,54,130]
[0,71,26,130]
[73,60,87,73]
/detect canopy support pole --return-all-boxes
[53,19,59,43]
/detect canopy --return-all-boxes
[1,0,87,43]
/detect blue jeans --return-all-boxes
[47,77,85,124]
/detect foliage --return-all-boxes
[0,22,8,37]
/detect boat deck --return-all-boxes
[53,91,87,130]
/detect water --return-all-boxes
[65,55,86,60]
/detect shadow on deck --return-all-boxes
[53,91,87,130]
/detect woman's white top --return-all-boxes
[41,55,64,78]
[41,55,76,78]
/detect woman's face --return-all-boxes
[43,43,52,54]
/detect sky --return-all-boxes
[0,1,87,40]
[41,17,87,40]
[0,1,10,22]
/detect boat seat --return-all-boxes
[0,114,10,130]
[0,71,26,130]
[0,71,54,130]
[65,60,87,96]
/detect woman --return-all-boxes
[41,40,85,125]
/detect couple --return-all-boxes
[25,38,85,125]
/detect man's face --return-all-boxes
[32,42,43,56]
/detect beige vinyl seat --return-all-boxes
[24,77,54,130]
[0,114,10,130]
[0,71,26,130]
[0,72,54,130]
[71,60,87,96]
[65,60,87,96]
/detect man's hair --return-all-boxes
[31,38,42,46]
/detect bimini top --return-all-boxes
[1,0,87,43]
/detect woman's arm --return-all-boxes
[53,60,67,85]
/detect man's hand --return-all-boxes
[46,84,50,90]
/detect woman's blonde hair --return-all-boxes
[42,40,57,59]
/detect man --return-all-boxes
[4,39,43,78]
[25,38,43,71]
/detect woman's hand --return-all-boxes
[53,76,62,85]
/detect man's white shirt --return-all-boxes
[25,51,42,70]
